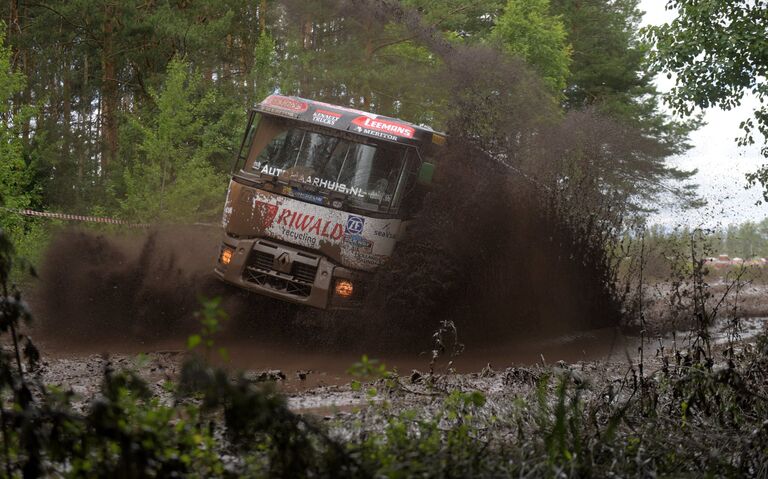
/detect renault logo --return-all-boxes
[277,252,290,265]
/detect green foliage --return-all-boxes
[187,296,229,362]
[645,0,768,198]
[0,231,361,477]
[553,0,698,151]
[642,218,768,262]
[401,0,505,39]
[77,369,224,477]
[718,218,768,258]
[358,388,491,478]
[8,219,48,285]
[491,0,571,93]
[0,22,35,236]
[347,355,395,395]
[5,0,705,223]
[250,30,279,104]
[120,59,230,223]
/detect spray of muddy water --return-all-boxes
[33,0,633,366]
[35,227,220,343]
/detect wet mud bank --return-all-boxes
[32,314,767,415]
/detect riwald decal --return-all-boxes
[275,208,345,241]
[243,191,403,270]
[253,200,279,229]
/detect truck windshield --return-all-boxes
[245,117,410,212]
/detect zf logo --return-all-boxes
[346,215,365,234]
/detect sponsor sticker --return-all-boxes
[372,223,397,239]
[252,164,367,199]
[291,188,325,205]
[262,95,309,113]
[344,233,373,253]
[254,200,279,229]
[298,175,365,198]
[346,215,365,235]
[312,109,342,126]
[275,208,344,241]
[258,164,285,176]
[350,251,389,268]
[351,116,415,140]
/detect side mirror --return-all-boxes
[417,162,435,186]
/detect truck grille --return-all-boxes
[291,263,317,283]
[242,248,316,298]
[243,268,312,297]
[251,251,274,270]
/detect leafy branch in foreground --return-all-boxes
[644,0,768,199]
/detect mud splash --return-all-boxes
[33,0,630,356]
[342,2,627,347]
[33,226,225,341]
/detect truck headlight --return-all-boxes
[220,247,233,265]
[334,279,354,298]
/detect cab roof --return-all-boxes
[253,94,446,148]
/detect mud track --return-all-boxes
[26,226,630,410]
[27,227,768,413]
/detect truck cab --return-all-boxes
[215,95,444,309]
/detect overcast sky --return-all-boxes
[639,0,767,229]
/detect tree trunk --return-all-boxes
[8,0,20,61]
[8,0,30,142]
[362,19,373,110]
[259,0,267,34]
[101,2,119,178]
[301,16,313,95]
[63,64,75,179]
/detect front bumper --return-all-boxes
[214,236,363,310]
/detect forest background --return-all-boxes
[1,0,766,264]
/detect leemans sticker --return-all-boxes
[351,116,415,140]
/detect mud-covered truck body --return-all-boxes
[215,95,444,309]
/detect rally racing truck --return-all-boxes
[215,95,445,309]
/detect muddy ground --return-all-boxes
[27,289,768,416]
[22,227,768,417]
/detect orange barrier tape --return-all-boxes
[1,208,151,228]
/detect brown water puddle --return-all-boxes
[35,325,634,392]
